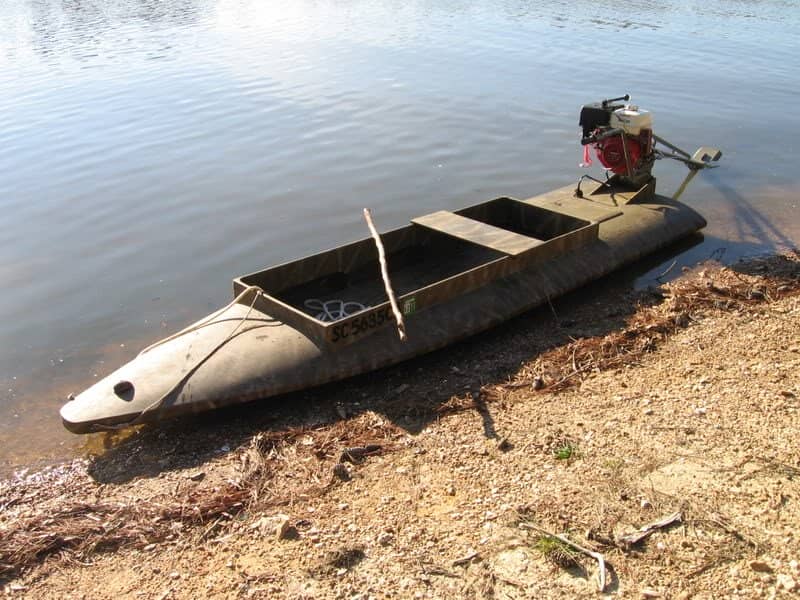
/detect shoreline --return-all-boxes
[2,251,799,598]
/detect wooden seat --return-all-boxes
[412,210,544,256]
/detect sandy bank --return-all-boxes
[2,251,799,599]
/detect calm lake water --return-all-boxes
[1,0,798,474]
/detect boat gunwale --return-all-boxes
[233,195,603,347]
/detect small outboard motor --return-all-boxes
[578,94,722,198]
[580,94,654,187]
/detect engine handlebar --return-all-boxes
[601,94,630,108]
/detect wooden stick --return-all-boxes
[452,550,480,566]
[555,534,606,593]
[615,511,682,548]
[363,208,407,341]
[520,523,607,592]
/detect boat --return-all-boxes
[60,96,720,433]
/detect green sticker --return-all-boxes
[402,297,417,316]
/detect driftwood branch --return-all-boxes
[363,208,407,341]
[615,511,683,548]
[452,550,480,567]
[520,523,607,592]
[554,534,606,593]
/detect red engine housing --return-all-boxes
[595,135,642,175]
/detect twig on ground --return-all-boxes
[519,523,607,592]
[420,564,460,578]
[655,259,678,283]
[754,457,800,478]
[492,572,525,588]
[452,550,480,567]
[615,511,683,548]
[691,516,761,552]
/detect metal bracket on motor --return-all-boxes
[654,135,722,170]
[687,146,723,170]
[652,135,722,200]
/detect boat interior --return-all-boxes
[234,196,597,342]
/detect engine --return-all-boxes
[579,95,655,186]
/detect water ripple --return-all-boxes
[0,0,799,471]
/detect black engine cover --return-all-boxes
[579,103,611,139]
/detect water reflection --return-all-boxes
[636,181,800,286]
[9,1,206,67]
[714,181,797,251]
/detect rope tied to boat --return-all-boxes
[96,285,265,431]
[138,284,264,356]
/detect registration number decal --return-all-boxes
[330,306,392,343]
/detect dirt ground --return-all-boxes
[2,251,799,599]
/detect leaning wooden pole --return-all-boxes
[363,208,407,342]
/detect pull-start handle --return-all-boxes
[601,94,630,108]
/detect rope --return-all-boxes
[303,298,366,322]
[96,285,265,431]
[139,285,263,356]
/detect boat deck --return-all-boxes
[235,193,611,345]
